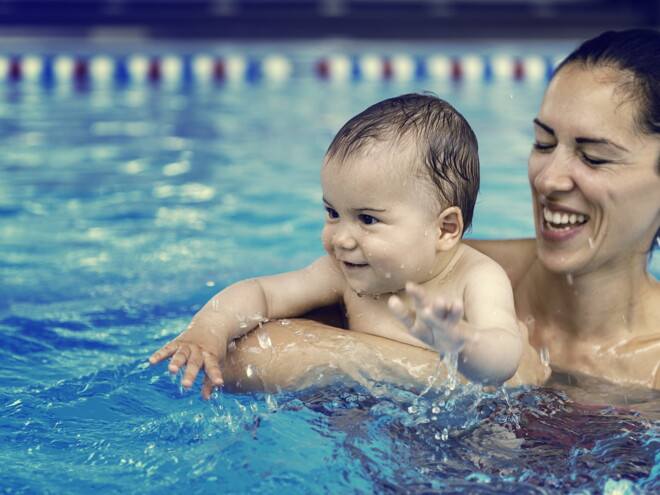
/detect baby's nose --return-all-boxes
[333,226,358,250]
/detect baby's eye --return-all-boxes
[325,207,339,219]
[359,214,379,225]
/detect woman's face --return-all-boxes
[528,64,660,276]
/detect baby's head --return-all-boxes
[323,93,480,233]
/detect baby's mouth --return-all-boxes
[543,206,589,232]
[342,261,368,269]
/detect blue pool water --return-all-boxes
[1,41,659,495]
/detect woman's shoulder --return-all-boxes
[463,238,537,286]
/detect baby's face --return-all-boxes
[320,144,443,296]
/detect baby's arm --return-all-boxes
[149,255,344,398]
[389,261,522,386]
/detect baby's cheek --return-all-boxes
[321,227,333,254]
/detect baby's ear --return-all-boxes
[435,206,464,252]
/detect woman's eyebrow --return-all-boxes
[575,137,630,152]
[533,118,554,135]
[534,118,629,152]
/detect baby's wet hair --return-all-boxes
[325,93,480,232]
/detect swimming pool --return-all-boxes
[1,40,658,494]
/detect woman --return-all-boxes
[215,29,660,395]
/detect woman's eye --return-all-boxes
[325,207,339,219]
[532,141,555,152]
[581,154,608,166]
[359,214,379,225]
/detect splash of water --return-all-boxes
[540,347,550,367]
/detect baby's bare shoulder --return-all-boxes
[456,243,509,277]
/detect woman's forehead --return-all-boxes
[541,66,639,136]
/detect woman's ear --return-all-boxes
[435,206,464,252]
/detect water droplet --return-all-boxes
[227,341,236,352]
[440,427,449,441]
[236,313,248,328]
[566,273,573,286]
[257,331,272,349]
[245,364,257,378]
[540,346,550,367]
[211,299,218,310]
[385,272,392,279]
[372,293,380,300]
[249,312,269,328]
[280,319,291,325]
[588,237,594,249]
[205,281,216,287]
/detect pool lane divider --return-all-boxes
[0,53,564,86]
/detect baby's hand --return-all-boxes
[388,281,469,355]
[148,327,226,399]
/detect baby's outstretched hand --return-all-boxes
[388,281,469,355]
[148,330,226,400]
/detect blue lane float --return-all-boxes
[0,53,561,86]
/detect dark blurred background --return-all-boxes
[0,0,657,40]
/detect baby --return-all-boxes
[149,93,522,398]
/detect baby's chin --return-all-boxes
[349,285,401,300]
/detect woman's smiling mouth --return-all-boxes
[543,206,589,232]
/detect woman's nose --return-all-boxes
[531,149,575,195]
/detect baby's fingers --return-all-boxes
[432,298,463,323]
[388,295,415,328]
[167,344,192,374]
[405,282,429,311]
[181,350,205,388]
[148,342,179,366]
[204,353,224,387]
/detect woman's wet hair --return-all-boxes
[325,93,480,233]
[556,29,660,255]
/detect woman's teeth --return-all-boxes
[543,207,587,231]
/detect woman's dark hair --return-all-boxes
[555,29,660,255]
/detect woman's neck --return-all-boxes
[522,257,657,339]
